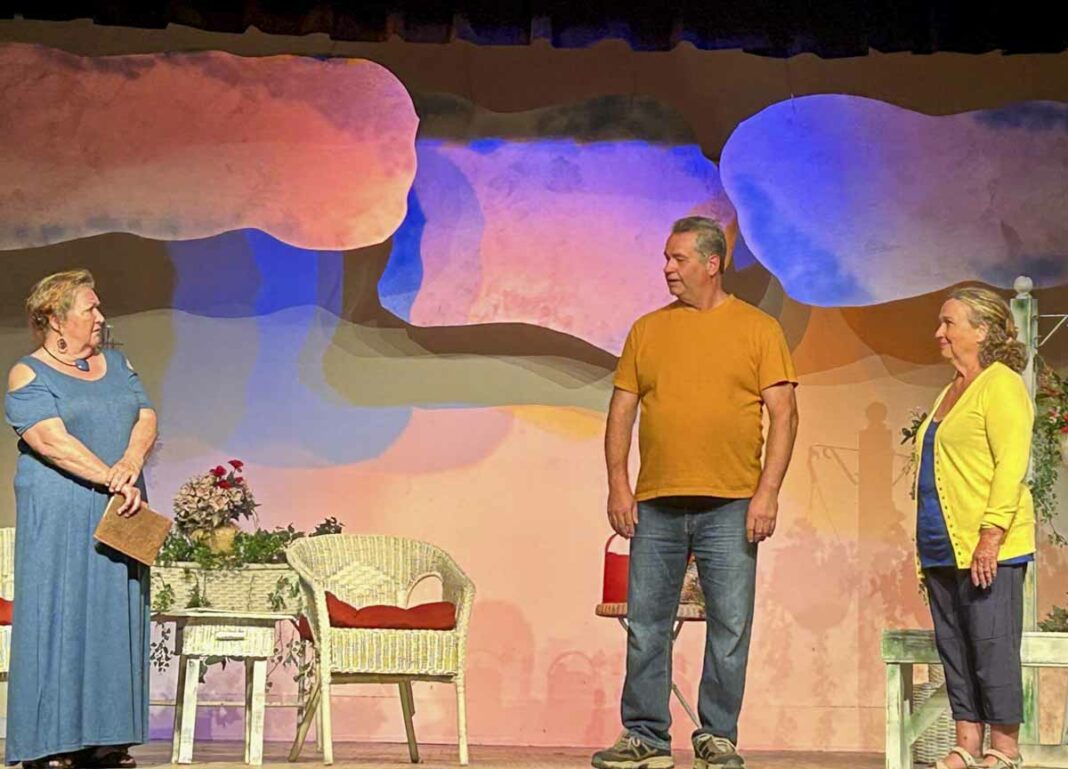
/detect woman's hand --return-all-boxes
[971,525,1005,588]
[106,456,142,493]
[115,483,142,517]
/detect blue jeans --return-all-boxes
[622,496,757,749]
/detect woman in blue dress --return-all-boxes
[4,270,157,769]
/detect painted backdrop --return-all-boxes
[1,42,1067,751]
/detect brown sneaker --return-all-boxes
[591,734,674,769]
[693,734,745,768]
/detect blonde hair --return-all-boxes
[26,269,95,341]
[950,286,1028,373]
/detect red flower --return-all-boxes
[229,459,245,470]
[234,477,245,484]
[211,466,226,477]
[219,480,232,489]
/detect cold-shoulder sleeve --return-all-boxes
[5,373,60,436]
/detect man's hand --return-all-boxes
[971,526,1005,588]
[608,485,638,538]
[746,487,779,543]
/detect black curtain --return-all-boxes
[2,0,1066,57]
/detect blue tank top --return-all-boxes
[916,420,1032,569]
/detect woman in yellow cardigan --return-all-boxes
[915,287,1033,769]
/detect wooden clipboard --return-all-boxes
[94,494,173,566]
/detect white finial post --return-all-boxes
[1011,275,1040,744]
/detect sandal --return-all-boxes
[935,746,980,769]
[78,749,136,769]
[982,749,1023,769]
[21,756,77,769]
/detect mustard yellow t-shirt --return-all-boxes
[614,296,797,501]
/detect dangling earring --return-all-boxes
[57,336,68,352]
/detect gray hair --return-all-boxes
[671,216,729,268]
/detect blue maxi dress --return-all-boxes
[4,349,152,764]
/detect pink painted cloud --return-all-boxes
[380,139,737,354]
[0,43,417,250]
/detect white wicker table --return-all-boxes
[163,610,293,766]
[1,528,13,683]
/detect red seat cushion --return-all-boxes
[325,591,362,626]
[325,592,456,630]
[0,597,12,626]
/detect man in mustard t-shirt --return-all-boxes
[592,217,799,769]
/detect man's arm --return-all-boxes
[747,382,799,543]
[605,387,640,537]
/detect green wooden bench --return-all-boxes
[882,629,1068,769]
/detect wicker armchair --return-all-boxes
[285,534,475,765]
[0,527,13,681]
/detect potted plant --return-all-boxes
[173,459,258,554]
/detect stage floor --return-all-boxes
[2,740,885,768]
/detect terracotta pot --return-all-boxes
[192,523,240,554]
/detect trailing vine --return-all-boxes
[1032,361,1067,545]
[900,407,929,501]
[149,517,343,687]
[1033,361,1068,630]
